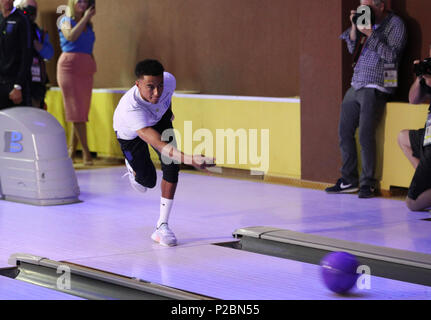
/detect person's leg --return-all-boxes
[152,179,178,246]
[21,82,32,107]
[151,171,179,247]
[149,110,180,245]
[157,180,177,228]
[339,87,361,185]
[31,97,42,109]
[73,122,93,165]
[30,83,46,109]
[68,126,78,161]
[398,130,420,169]
[357,89,387,189]
[406,163,431,212]
[161,179,177,200]
[152,143,179,240]
[406,189,431,211]
[405,135,431,211]
[118,136,157,190]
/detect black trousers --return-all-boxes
[408,128,431,200]
[338,87,389,187]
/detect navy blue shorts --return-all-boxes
[408,128,431,200]
[117,109,180,188]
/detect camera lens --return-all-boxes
[352,13,361,25]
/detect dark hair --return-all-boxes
[135,60,165,78]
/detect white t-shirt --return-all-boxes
[113,72,176,140]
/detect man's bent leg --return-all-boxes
[398,130,420,168]
[407,153,431,211]
[406,189,431,212]
[118,136,157,190]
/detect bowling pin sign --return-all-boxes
[57,265,71,291]
[356,265,372,290]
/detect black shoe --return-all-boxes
[325,178,359,194]
[358,185,376,198]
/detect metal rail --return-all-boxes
[3,254,215,300]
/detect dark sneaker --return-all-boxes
[358,185,376,199]
[325,178,359,194]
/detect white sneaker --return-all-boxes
[151,223,178,247]
[123,159,147,193]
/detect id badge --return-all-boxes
[384,63,398,88]
[423,113,431,147]
[31,57,41,82]
[6,21,15,34]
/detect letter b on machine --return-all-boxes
[0,107,80,205]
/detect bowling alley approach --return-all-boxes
[1,0,431,303]
[1,166,431,300]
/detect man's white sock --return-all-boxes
[157,197,174,228]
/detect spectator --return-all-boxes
[17,0,54,109]
[57,0,96,165]
[0,0,32,109]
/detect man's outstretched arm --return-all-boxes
[136,127,216,170]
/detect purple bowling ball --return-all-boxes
[320,251,359,294]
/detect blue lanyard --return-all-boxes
[35,28,42,42]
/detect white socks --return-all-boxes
[157,197,174,228]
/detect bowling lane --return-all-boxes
[68,244,431,300]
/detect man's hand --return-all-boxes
[33,39,43,52]
[349,10,358,41]
[410,59,431,104]
[358,26,373,37]
[350,10,357,28]
[84,5,96,21]
[414,59,431,87]
[9,88,23,105]
[191,155,216,171]
[350,10,357,29]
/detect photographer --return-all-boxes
[398,50,431,212]
[326,0,407,198]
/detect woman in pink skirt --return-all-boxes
[57,0,96,165]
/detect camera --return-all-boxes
[21,5,37,18]
[352,5,376,27]
[19,5,37,22]
[414,58,431,77]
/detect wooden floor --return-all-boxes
[0,166,430,300]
